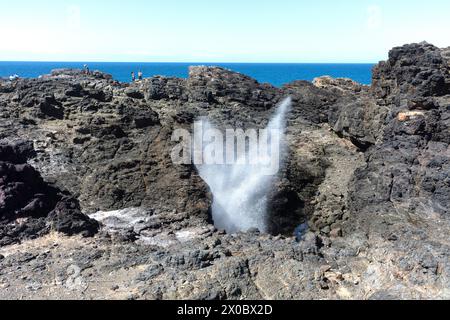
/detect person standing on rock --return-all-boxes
[138,70,143,80]
[131,72,136,82]
[83,64,90,75]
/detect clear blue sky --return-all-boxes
[1,0,449,62]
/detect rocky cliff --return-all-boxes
[0,42,449,300]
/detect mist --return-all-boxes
[196,97,292,233]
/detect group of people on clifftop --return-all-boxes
[82,64,143,82]
[131,70,143,82]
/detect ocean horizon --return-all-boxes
[0,61,375,87]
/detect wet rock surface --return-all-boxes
[0,42,449,299]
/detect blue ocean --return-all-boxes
[0,62,374,87]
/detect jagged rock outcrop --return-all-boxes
[347,42,450,220]
[0,140,98,246]
[1,65,330,237]
[372,42,448,108]
[1,69,213,234]
[0,42,449,300]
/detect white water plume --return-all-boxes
[196,97,292,233]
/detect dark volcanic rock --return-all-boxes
[283,80,338,124]
[372,42,448,107]
[345,43,450,227]
[0,162,56,219]
[0,140,98,245]
[314,76,386,150]
[36,95,65,119]
[0,139,36,164]
[145,76,185,101]
[47,197,98,237]
[0,44,449,299]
